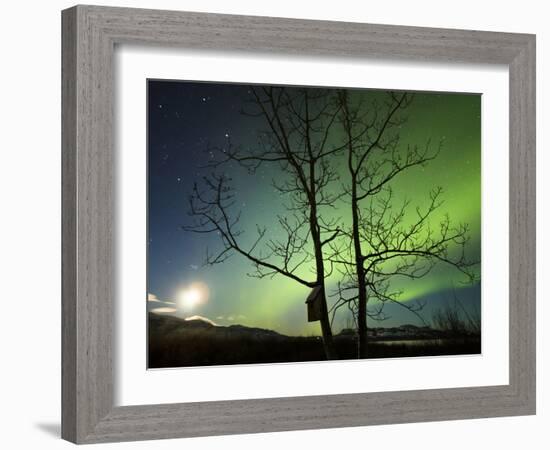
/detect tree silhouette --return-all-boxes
[328,90,478,358]
[183,86,346,359]
[183,86,479,361]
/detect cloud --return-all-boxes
[148,293,178,315]
[150,307,177,314]
[185,315,217,326]
[216,314,246,322]
[147,293,176,305]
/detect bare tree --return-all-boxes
[329,90,478,358]
[432,286,481,336]
[183,86,345,359]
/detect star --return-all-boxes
[158,104,163,109]
[177,177,181,182]
[224,133,230,138]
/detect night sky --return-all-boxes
[147,80,481,336]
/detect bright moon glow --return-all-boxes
[183,289,200,308]
[177,282,209,311]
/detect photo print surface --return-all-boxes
[147,80,481,368]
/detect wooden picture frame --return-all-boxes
[62,5,536,444]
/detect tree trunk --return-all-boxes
[311,221,337,359]
[357,280,368,359]
[351,181,368,358]
[319,287,337,359]
[304,103,337,360]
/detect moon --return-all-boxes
[182,288,201,308]
[177,282,209,311]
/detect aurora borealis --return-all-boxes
[147,80,481,336]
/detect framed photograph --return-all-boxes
[62,5,536,444]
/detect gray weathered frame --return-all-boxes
[62,5,536,444]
